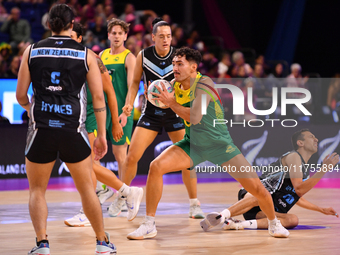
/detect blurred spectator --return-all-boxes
[253,63,266,78]
[253,63,274,118]
[271,63,285,78]
[218,51,231,78]
[91,16,107,48]
[286,63,308,88]
[255,54,271,75]
[231,51,253,77]
[17,41,30,58]
[327,74,340,110]
[171,26,186,48]
[126,35,141,56]
[285,63,309,117]
[0,101,10,125]
[142,14,153,48]
[68,0,82,17]
[186,30,204,51]
[198,51,218,76]
[91,44,102,55]
[0,42,11,78]
[83,30,95,48]
[0,7,33,54]
[234,77,257,121]
[4,55,20,78]
[95,4,107,25]
[82,0,96,24]
[162,14,171,25]
[0,1,9,22]
[267,63,286,91]
[119,3,157,25]
[41,2,56,39]
[104,4,116,22]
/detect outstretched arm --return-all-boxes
[288,152,339,197]
[296,197,338,217]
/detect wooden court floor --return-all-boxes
[0,182,339,255]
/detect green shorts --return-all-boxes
[86,106,133,145]
[174,137,241,167]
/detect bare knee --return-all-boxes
[247,182,271,201]
[283,214,299,229]
[149,159,163,177]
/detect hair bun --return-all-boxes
[152,17,163,26]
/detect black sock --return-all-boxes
[37,239,49,246]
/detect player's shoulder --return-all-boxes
[197,75,215,90]
[282,151,301,165]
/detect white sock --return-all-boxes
[221,209,231,219]
[119,183,130,197]
[189,198,199,206]
[268,217,278,226]
[241,220,257,229]
[145,215,155,223]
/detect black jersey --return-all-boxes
[260,151,310,207]
[28,35,88,132]
[141,46,175,116]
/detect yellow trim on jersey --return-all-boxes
[174,73,202,105]
[101,48,131,65]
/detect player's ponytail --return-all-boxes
[48,4,74,34]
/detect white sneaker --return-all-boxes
[95,232,117,255]
[268,219,290,238]
[127,219,157,240]
[222,218,245,230]
[96,187,114,204]
[126,187,143,221]
[107,195,126,217]
[200,212,225,231]
[64,211,91,227]
[189,201,205,219]
[121,201,128,212]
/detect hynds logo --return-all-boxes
[278,199,287,208]
[46,86,63,91]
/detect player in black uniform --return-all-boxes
[16,4,116,255]
[200,129,339,231]
[119,18,203,219]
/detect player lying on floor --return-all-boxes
[200,129,339,231]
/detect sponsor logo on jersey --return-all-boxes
[55,41,63,45]
[226,145,236,154]
[114,57,119,61]
[278,198,287,208]
[46,86,63,91]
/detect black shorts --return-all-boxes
[238,189,262,220]
[238,188,295,220]
[137,110,184,133]
[25,127,91,163]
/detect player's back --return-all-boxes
[28,36,88,131]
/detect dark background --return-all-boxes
[104,0,340,77]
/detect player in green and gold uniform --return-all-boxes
[127,47,290,240]
[101,19,137,217]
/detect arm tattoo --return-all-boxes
[94,107,106,112]
[96,56,108,74]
